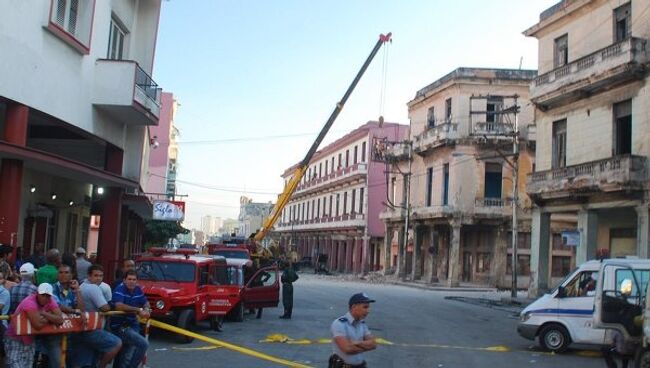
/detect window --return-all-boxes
[331,157,335,172]
[554,34,569,67]
[317,198,321,218]
[427,106,436,128]
[552,119,567,169]
[476,253,491,273]
[506,255,531,276]
[338,154,342,169]
[351,189,356,214]
[345,150,350,167]
[614,3,631,42]
[354,146,358,164]
[426,167,433,206]
[443,164,450,206]
[551,256,572,277]
[325,160,329,176]
[336,194,340,216]
[249,269,277,288]
[391,177,397,204]
[107,18,126,60]
[486,97,503,124]
[445,98,452,122]
[49,0,93,51]
[563,271,598,297]
[614,100,632,155]
[361,142,367,162]
[329,195,333,216]
[301,203,305,220]
[319,163,322,177]
[322,197,326,217]
[343,192,348,215]
[359,187,364,214]
[311,199,315,219]
[484,163,503,199]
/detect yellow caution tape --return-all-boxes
[171,346,220,351]
[374,338,393,345]
[147,319,313,368]
[316,338,332,344]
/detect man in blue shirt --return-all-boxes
[329,293,377,368]
[111,270,150,368]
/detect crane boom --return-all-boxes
[254,32,392,243]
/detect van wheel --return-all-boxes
[539,324,570,353]
[635,347,650,368]
[210,316,224,331]
[177,309,196,343]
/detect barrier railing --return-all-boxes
[2,311,312,368]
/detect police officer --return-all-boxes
[329,293,377,368]
[279,261,298,319]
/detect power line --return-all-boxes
[176,130,345,145]
[150,173,280,195]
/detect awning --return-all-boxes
[123,194,153,220]
[0,141,139,189]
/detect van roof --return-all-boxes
[600,258,650,269]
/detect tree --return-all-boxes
[143,220,189,247]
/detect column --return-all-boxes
[395,227,405,278]
[637,203,650,258]
[529,208,551,297]
[97,187,124,283]
[447,220,461,287]
[0,104,28,256]
[492,226,508,288]
[383,225,392,274]
[345,238,354,273]
[361,234,370,274]
[338,240,345,273]
[577,210,598,264]
[430,229,439,283]
[411,224,424,281]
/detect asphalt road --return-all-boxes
[145,274,604,368]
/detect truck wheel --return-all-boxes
[210,316,224,331]
[233,303,244,322]
[635,347,650,368]
[539,324,570,353]
[177,309,196,343]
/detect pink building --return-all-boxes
[145,92,177,197]
[274,121,408,273]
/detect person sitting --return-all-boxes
[111,270,150,368]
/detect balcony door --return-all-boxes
[484,163,503,199]
[554,34,568,68]
[107,18,127,60]
[613,100,632,156]
[552,119,567,169]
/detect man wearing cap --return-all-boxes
[75,247,91,282]
[329,293,377,368]
[4,283,63,368]
[9,262,38,314]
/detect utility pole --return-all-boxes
[511,96,520,299]
[401,142,412,281]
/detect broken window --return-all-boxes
[554,34,569,68]
[427,106,436,128]
[552,119,567,169]
[484,163,503,199]
[486,97,503,124]
[614,100,632,155]
[614,3,631,42]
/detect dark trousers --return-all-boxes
[281,283,293,317]
[601,346,630,368]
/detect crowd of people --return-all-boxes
[0,245,150,368]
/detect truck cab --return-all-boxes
[136,248,229,342]
[593,259,650,365]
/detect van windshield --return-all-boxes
[137,261,196,282]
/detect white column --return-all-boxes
[529,208,551,297]
[447,220,461,287]
[577,210,598,264]
[637,203,650,258]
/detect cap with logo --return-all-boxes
[19,262,36,275]
[37,283,54,296]
[348,292,376,307]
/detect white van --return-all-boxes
[517,260,605,352]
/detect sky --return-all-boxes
[153,0,559,229]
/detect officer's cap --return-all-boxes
[349,292,375,307]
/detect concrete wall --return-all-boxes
[146,92,175,194]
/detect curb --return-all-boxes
[387,281,498,293]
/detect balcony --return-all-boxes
[413,122,460,155]
[531,37,648,110]
[472,122,514,138]
[382,141,411,162]
[93,60,162,125]
[527,155,647,201]
[379,207,406,221]
[275,213,366,231]
[294,163,367,196]
[524,124,536,142]
[474,197,511,217]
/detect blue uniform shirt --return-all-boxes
[52,282,77,309]
[110,283,147,330]
[330,311,371,365]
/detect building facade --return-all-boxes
[380,68,578,288]
[146,92,179,197]
[0,1,163,279]
[237,196,273,238]
[525,0,650,296]
[274,121,409,273]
